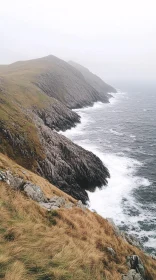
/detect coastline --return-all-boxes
[60,92,116,135]
[60,90,156,255]
[60,92,149,255]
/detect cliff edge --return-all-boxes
[0,55,112,202]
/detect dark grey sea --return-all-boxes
[61,83,156,254]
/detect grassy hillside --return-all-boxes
[0,55,81,168]
[0,75,45,168]
[0,74,79,168]
[0,153,156,280]
[0,55,113,162]
[0,55,113,108]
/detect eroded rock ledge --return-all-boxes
[28,100,109,204]
[0,170,86,211]
[0,97,110,204]
[33,98,80,131]
[35,113,110,203]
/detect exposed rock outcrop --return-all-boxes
[0,99,110,203]
[123,233,143,250]
[35,114,110,204]
[33,98,80,131]
[0,170,86,210]
[107,218,143,250]
[122,270,143,280]
[0,170,47,202]
[107,247,116,257]
[122,255,145,280]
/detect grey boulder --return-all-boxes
[107,247,116,257]
[23,182,47,203]
[49,196,66,207]
[122,269,143,280]
[123,255,145,280]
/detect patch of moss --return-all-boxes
[28,266,55,280]
[4,232,15,242]
[58,273,73,280]
[46,210,59,226]
[0,263,7,278]
[37,275,54,280]
[0,227,6,234]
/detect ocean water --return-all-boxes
[61,84,156,254]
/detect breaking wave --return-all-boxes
[61,90,156,254]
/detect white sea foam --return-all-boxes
[109,128,123,136]
[60,94,119,138]
[144,237,156,250]
[62,94,145,225]
[130,134,136,138]
[60,112,93,137]
[77,141,147,225]
[76,101,104,111]
[77,140,154,252]
[62,92,155,252]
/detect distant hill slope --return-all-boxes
[0,55,111,203]
[69,60,116,100]
[0,55,115,109]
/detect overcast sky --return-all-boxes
[0,0,156,84]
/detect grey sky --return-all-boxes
[0,0,156,83]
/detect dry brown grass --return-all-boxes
[0,153,156,280]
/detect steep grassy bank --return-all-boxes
[0,75,79,169]
[0,153,156,280]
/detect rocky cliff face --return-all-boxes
[0,55,112,202]
[33,98,80,131]
[35,114,109,203]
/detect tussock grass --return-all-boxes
[0,153,156,280]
